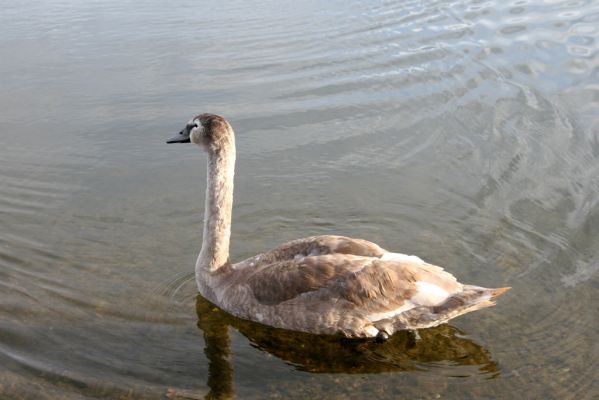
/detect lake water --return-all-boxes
[1,0,598,398]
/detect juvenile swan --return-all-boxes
[166,113,509,340]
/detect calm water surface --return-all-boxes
[1,0,598,398]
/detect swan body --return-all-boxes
[167,113,509,339]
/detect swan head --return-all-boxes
[167,113,233,152]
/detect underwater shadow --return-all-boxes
[194,295,499,399]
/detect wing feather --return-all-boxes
[244,235,385,266]
[246,254,372,305]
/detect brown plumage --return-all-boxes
[166,114,510,338]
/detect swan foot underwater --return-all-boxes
[166,113,509,340]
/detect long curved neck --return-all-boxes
[196,136,235,274]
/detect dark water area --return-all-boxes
[1,0,598,398]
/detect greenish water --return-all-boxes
[1,0,598,398]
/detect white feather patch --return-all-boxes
[365,326,380,337]
[411,281,449,306]
[380,252,425,263]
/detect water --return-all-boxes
[1,0,598,398]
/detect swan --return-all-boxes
[166,113,509,341]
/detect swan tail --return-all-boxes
[374,286,510,333]
[433,285,511,320]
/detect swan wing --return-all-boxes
[244,252,462,316]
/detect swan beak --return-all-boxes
[166,130,191,144]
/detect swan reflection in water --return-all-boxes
[168,295,499,399]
